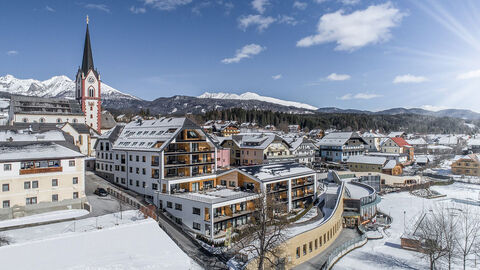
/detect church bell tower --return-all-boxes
[76,15,101,133]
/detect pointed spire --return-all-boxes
[81,16,95,77]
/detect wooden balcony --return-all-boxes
[20,167,63,175]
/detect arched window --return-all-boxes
[57,118,62,123]
[22,118,28,123]
[88,86,95,97]
[39,118,45,123]
[73,118,78,123]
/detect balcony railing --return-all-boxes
[20,167,62,175]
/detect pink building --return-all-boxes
[216,148,230,169]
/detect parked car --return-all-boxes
[94,187,108,197]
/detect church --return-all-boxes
[9,17,104,134]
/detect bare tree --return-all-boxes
[455,205,480,270]
[415,208,448,270]
[234,191,290,270]
[439,206,459,270]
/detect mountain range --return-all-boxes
[1,74,479,121]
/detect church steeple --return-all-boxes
[81,15,95,77]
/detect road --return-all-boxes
[83,171,135,218]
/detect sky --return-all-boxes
[1,0,480,112]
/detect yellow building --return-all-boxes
[0,136,86,220]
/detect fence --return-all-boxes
[322,228,368,270]
[106,187,158,221]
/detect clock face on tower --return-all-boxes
[88,76,95,83]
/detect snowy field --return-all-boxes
[0,210,201,270]
[334,183,480,270]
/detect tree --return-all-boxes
[415,208,449,270]
[234,191,290,270]
[455,205,480,270]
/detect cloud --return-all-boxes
[238,14,276,32]
[457,69,480,80]
[420,105,448,112]
[45,6,55,12]
[251,0,269,14]
[293,1,307,10]
[272,74,282,80]
[393,74,428,83]
[278,15,298,26]
[6,50,18,56]
[339,93,381,100]
[340,0,360,5]
[191,1,212,15]
[130,6,147,14]
[144,0,192,11]
[327,73,350,81]
[222,44,266,64]
[297,2,405,51]
[85,3,111,13]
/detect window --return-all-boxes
[26,197,37,205]
[220,180,227,186]
[142,181,146,188]
[24,181,31,189]
[166,201,172,208]
[315,239,318,250]
[175,203,182,211]
[130,179,133,185]
[193,222,201,230]
[73,177,78,184]
[69,160,75,167]
[73,192,79,199]
[2,184,9,192]
[52,194,58,202]
[3,164,11,171]
[193,207,201,215]
[229,181,236,187]
[303,244,307,255]
[2,199,10,208]
[22,118,28,123]
[52,179,58,187]
[32,180,38,189]
[309,242,312,253]
[40,118,45,123]
[136,156,139,162]
[88,86,95,97]
[129,167,133,173]
[136,180,139,187]
[296,247,301,258]
[152,183,158,190]
[57,118,62,123]
[142,156,146,162]
[142,168,146,175]
[129,155,133,161]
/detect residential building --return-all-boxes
[346,155,402,175]
[451,154,480,176]
[318,132,367,162]
[94,125,124,182]
[380,137,414,161]
[155,162,316,239]
[361,132,385,152]
[95,117,218,199]
[220,134,294,166]
[288,124,300,133]
[60,122,99,157]
[0,128,86,220]
[286,137,317,166]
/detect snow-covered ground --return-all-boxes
[334,183,480,270]
[294,206,318,224]
[0,209,88,229]
[0,210,201,270]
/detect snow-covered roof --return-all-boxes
[0,142,83,162]
[382,160,397,169]
[346,155,386,165]
[388,131,405,137]
[406,138,427,145]
[318,132,365,146]
[237,162,315,182]
[0,129,65,142]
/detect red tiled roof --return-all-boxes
[391,137,411,147]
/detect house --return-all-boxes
[308,129,325,139]
[318,132,367,162]
[451,154,480,176]
[60,122,99,157]
[380,137,414,162]
[288,125,300,133]
[0,97,10,126]
[362,132,385,152]
[220,134,294,166]
[155,162,316,240]
[116,114,129,123]
[220,125,240,137]
[406,138,428,153]
[387,131,406,138]
[467,138,480,153]
[285,137,317,166]
[100,111,117,134]
[94,117,218,200]
[0,128,86,220]
[346,155,402,175]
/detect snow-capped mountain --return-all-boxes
[0,74,140,101]
[198,92,318,110]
